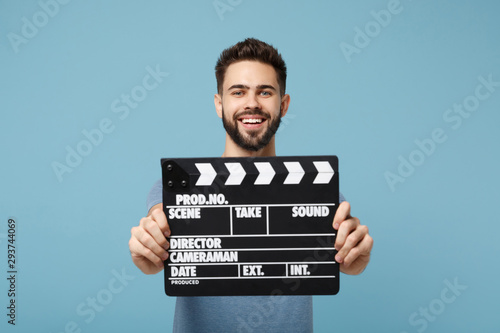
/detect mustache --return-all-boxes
[232,109,271,121]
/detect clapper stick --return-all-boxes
[161,156,339,296]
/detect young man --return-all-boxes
[129,38,373,332]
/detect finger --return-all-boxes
[150,207,171,238]
[132,224,169,262]
[129,234,165,269]
[140,217,169,251]
[342,234,373,266]
[334,216,359,251]
[335,224,368,263]
[333,201,351,230]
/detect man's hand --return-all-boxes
[333,201,373,275]
[129,203,171,275]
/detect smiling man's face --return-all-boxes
[215,60,288,152]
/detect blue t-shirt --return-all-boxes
[147,179,345,333]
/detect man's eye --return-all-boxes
[232,91,243,96]
[260,91,271,96]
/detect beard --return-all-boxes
[222,107,282,152]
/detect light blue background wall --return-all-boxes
[1,0,499,332]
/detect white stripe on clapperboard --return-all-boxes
[169,261,337,280]
[194,161,335,186]
[170,233,336,238]
[283,161,304,184]
[169,247,336,252]
[167,202,337,236]
[170,276,336,280]
[168,261,337,266]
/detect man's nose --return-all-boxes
[244,92,261,109]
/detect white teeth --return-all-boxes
[242,118,263,124]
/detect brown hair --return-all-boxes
[215,38,287,96]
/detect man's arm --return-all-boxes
[129,203,171,275]
[333,201,373,275]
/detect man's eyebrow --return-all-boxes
[256,84,277,91]
[228,84,250,90]
[227,84,277,91]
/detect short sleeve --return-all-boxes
[146,179,162,212]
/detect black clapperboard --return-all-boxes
[161,155,339,296]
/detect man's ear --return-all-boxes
[280,94,290,118]
[214,93,223,118]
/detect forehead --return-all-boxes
[223,60,278,90]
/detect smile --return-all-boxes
[238,116,267,129]
[241,118,264,124]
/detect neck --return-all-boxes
[221,134,276,158]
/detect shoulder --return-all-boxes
[146,179,162,212]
